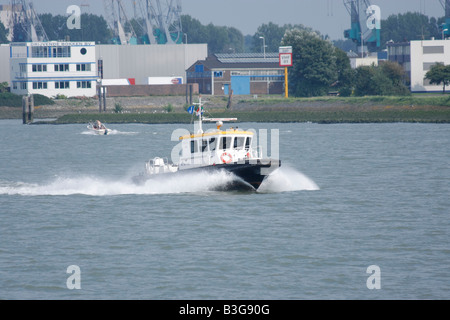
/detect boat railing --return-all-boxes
[145,157,177,174]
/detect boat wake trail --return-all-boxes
[0,171,236,196]
[0,166,318,196]
[81,129,137,135]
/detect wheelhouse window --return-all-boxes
[219,137,232,150]
[208,138,217,151]
[190,140,199,154]
[201,140,208,152]
[234,137,245,149]
[245,137,251,150]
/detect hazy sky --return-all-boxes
[10,0,445,40]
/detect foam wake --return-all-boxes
[0,166,318,196]
[81,129,137,136]
[258,165,319,193]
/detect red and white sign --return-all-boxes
[279,53,293,66]
[279,46,293,67]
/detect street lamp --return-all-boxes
[259,36,266,59]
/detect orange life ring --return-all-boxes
[220,152,233,164]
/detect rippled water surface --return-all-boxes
[0,120,449,299]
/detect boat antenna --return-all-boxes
[192,95,206,133]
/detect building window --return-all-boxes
[55,81,70,89]
[31,46,49,58]
[423,62,444,71]
[76,64,91,71]
[20,82,27,90]
[32,82,48,89]
[32,46,71,58]
[32,64,47,72]
[214,71,223,78]
[54,64,69,72]
[13,82,17,90]
[76,81,92,89]
[20,64,27,73]
[423,46,444,54]
[195,65,204,72]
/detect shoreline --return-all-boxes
[1,95,450,124]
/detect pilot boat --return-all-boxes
[87,120,111,135]
[133,98,281,191]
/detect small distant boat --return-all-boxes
[87,120,111,135]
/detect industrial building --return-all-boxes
[387,39,450,93]
[10,41,97,97]
[5,41,207,98]
[186,53,285,96]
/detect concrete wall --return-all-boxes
[104,83,198,97]
[96,44,207,85]
[0,44,10,84]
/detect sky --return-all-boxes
[6,0,445,40]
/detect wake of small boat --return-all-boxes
[0,166,318,196]
[81,129,137,135]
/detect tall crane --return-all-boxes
[136,0,183,44]
[343,0,380,54]
[103,0,138,44]
[10,0,48,42]
[439,0,450,38]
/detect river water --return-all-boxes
[0,119,449,300]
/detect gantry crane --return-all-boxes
[439,0,450,38]
[343,0,381,53]
[10,0,48,42]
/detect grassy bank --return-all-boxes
[37,106,450,124]
[1,94,447,124]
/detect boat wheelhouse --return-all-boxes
[133,97,280,190]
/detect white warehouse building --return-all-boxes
[388,39,450,93]
[10,41,97,97]
[6,41,208,98]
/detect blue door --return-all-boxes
[224,84,229,95]
[231,76,250,95]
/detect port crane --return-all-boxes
[343,0,381,54]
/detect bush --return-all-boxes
[0,92,22,107]
[114,102,123,113]
[165,103,174,113]
[33,94,55,105]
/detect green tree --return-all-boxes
[334,47,355,96]
[251,22,315,54]
[252,22,286,53]
[0,20,8,43]
[425,63,450,94]
[180,15,244,54]
[354,62,409,96]
[39,13,111,43]
[380,12,440,48]
[354,65,378,96]
[281,28,337,97]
